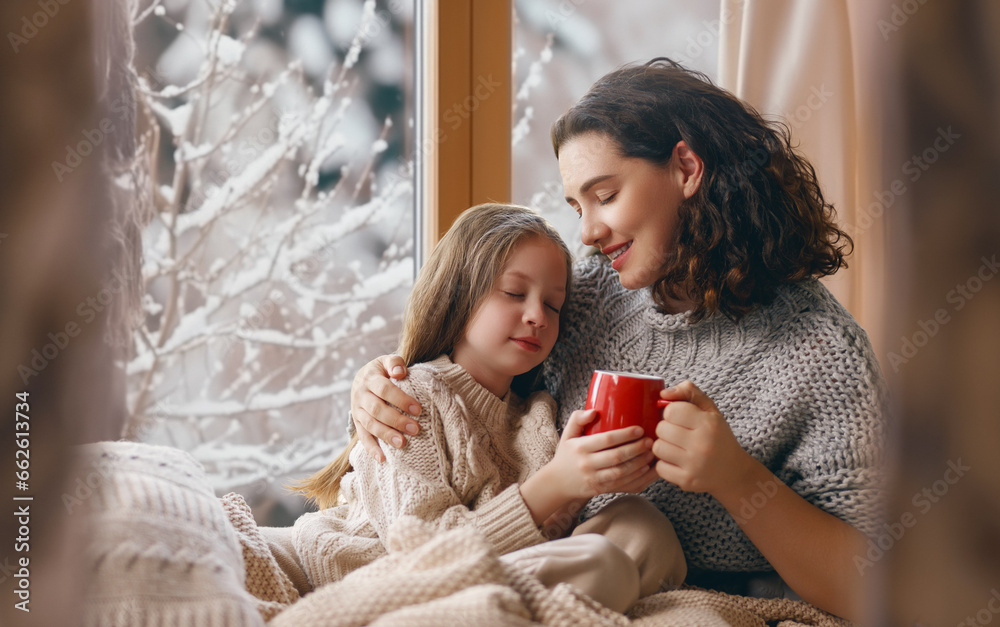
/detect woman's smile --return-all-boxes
[558,132,687,290]
[603,241,633,269]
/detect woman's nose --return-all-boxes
[580,209,607,249]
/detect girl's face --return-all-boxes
[558,132,699,290]
[451,236,567,397]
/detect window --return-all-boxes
[130,0,415,515]
[128,0,723,518]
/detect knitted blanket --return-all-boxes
[222,493,851,627]
[78,441,852,627]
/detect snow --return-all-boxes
[515,37,552,102]
[130,0,416,520]
[253,0,283,26]
[159,184,176,204]
[190,434,350,495]
[143,294,164,316]
[351,258,413,299]
[156,303,213,354]
[149,100,193,136]
[343,0,377,69]
[511,105,533,147]
[297,295,315,318]
[324,0,364,49]
[160,380,353,417]
[213,35,245,67]
[175,140,292,235]
[367,37,405,85]
[156,34,205,91]
[289,15,334,79]
[360,315,386,333]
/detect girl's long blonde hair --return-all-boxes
[291,203,572,508]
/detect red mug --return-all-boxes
[583,370,671,441]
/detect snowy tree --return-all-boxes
[125,0,414,511]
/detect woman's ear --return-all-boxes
[673,140,704,199]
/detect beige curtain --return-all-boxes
[721,3,1000,624]
[718,0,890,360]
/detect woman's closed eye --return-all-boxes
[598,193,617,206]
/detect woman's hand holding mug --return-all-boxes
[651,381,754,498]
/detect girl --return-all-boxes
[350,60,887,622]
[289,203,686,613]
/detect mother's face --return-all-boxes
[557,132,702,290]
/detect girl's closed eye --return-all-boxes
[598,193,617,206]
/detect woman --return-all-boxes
[349,58,885,621]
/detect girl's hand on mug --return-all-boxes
[550,409,659,499]
[651,381,753,496]
[350,355,423,462]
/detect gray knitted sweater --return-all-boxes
[543,256,887,574]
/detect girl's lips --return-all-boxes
[511,337,541,352]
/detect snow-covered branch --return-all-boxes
[126,0,414,498]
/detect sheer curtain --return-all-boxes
[718,0,891,359]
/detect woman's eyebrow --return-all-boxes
[564,174,615,203]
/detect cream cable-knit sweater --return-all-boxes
[545,256,887,574]
[293,354,560,588]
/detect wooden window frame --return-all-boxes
[416,0,512,264]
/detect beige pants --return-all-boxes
[260,525,313,596]
[500,495,686,613]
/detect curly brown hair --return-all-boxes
[551,57,853,322]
